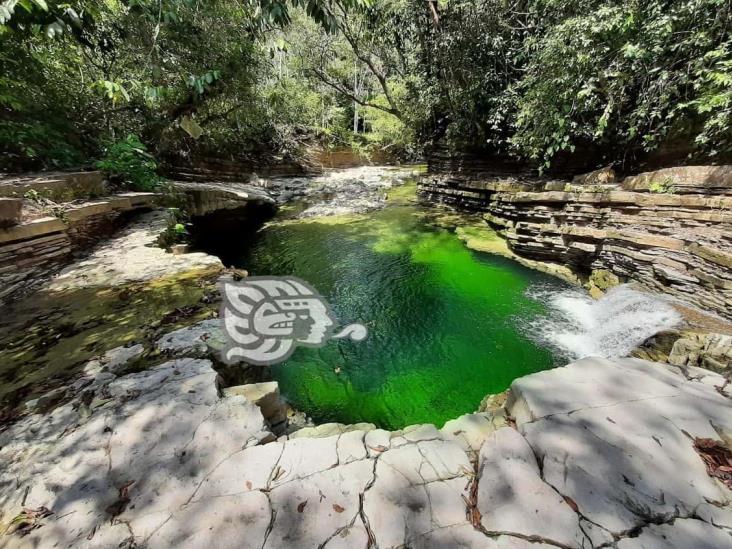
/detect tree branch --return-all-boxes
[334,1,403,119]
[308,67,401,118]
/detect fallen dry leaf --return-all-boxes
[5,507,53,537]
[332,504,345,513]
[563,495,579,513]
[694,437,732,490]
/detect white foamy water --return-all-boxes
[297,166,415,218]
[526,284,682,360]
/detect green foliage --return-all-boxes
[510,1,732,167]
[364,83,417,156]
[157,207,190,249]
[408,0,732,168]
[96,135,161,191]
[1,0,728,173]
[0,119,83,170]
[648,179,676,194]
[91,80,130,106]
[0,0,381,172]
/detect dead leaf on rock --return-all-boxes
[332,503,345,513]
[694,437,732,490]
[105,480,135,519]
[297,500,308,513]
[245,481,253,490]
[5,506,53,537]
[563,495,579,513]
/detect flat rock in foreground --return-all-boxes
[0,354,730,548]
[48,211,222,290]
[509,357,732,545]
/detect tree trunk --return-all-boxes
[353,60,359,134]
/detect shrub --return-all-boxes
[96,135,161,192]
[156,208,191,250]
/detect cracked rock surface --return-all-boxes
[0,352,730,548]
[48,211,222,290]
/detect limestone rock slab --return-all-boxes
[156,319,222,356]
[0,197,22,228]
[441,411,508,453]
[48,211,222,290]
[362,438,473,547]
[0,359,273,548]
[509,357,732,537]
[616,518,732,548]
[477,427,587,548]
[147,491,272,548]
[265,459,375,548]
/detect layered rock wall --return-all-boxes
[0,193,159,302]
[165,154,306,182]
[419,166,732,319]
[0,170,106,201]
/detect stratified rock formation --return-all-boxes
[1,350,730,548]
[419,165,732,319]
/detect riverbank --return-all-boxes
[419,166,732,317]
[1,336,730,547]
[0,165,730,547]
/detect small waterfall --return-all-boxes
[526,284,682,360]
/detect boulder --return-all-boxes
[572,165,616,186]
[668,332,732,373]
[478,389,509,412]
[224,381,288,428]
[24,386,68,413]
[170,243,190,255]
[0,198,22,228]
[156,319,222,356]
[83,343,145,376]
[589,268,621,291]
[622,165,732,194]
[440,411,508,453]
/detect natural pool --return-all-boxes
[212,175,570,429]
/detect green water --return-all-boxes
[224,204,566,430]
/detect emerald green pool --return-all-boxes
[222,198,567,429]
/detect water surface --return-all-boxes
[222,187,568,429]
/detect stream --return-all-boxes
[198,166,681,429]
[0,166,682,429]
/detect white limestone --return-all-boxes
[2,351,731,548]
[48,211,222,290]
[477,427,587,547]
[509,356,732,538]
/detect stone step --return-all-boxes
[0,170,106,201]
[0,193,160,245]
[0,197,22,228]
